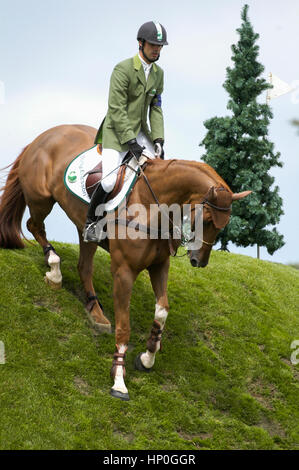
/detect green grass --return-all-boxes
[0,242,299,450]
[290,264,299,270]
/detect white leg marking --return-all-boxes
[154,303,168,329]
[111,345,128,395]
[140,350,156,369]
[141,304,168,369]
[45,251,62,285]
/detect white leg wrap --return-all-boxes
[111,345,128,395]
[140,350,156,369]
[154,304,168,328]
[45,250,62,285]
[140,304,168,369]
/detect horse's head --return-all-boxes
[188,186,251,268]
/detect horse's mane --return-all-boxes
[146,158,231,192]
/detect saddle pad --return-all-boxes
[64,145,143,212]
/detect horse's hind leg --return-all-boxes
[135,258,170,372]
[26,199,62,289]
[77,229,111,333]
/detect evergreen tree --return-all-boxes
[291,119,299,132]
[200,4,284,255]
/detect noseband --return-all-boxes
[189,191,232,247]
[202,197,232,212]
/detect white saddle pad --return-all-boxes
[64,145,149,212]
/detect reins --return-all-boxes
[127,155,231,255]
[100,154,231,256]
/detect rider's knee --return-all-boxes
[102,174,117,193]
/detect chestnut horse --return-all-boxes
[0,124,250,400]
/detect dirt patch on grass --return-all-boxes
[33,300,61,313]
[177,431,212,449]
[57,334,70,343]
[281,357,299,381]
[179,430,212,440]
[160,382,178,392]
[258,416,286,439]
[74,376,91,396]
[247,378,280,411]
[113,429,135,443]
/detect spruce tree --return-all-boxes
[200,4,284,255]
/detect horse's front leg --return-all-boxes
[135,258,170,372]
[110,263,137,401]
[77,229,111,333]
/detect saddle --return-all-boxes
[85,145,127,201]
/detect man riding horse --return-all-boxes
[0,17,253,402]
[83,21,168,242]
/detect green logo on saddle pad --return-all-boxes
[68,171,77,183]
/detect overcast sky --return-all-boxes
[0,0,298,264]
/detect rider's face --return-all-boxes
[140,41,163,63]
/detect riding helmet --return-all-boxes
[137,21,168,45]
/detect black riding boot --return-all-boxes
[83,183,109,242]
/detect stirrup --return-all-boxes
[83,221,100,243]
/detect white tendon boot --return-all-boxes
[44,246,62,289]
[110,345,130,401]
[135,304,168,371]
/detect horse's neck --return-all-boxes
[146,160,215,205]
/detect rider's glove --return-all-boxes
[127,139,144,161]
[154,138,164,159]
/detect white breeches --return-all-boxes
[101,131,155,193]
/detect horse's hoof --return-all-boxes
[134,353,152,373]
[85,310,112,334]
[44,275,62,290]
[110,388,130,401]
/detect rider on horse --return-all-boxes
[83,21,168,242]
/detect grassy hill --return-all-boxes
[290,264,299,270]
[0,242,299,450]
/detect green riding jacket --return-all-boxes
[94,54,164,151]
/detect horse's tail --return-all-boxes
[0,146,29,248]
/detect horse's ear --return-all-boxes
[232,190,252,201]
[207,186,217,201]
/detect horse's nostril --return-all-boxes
[190,258,198,267]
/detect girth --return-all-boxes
[111,218,180,256]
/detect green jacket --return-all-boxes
[94,54,164,151]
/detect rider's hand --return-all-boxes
[127,139,144,161]
[154,138,164,159]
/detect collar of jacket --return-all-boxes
[133,54,158,73]
[134,54,157,91]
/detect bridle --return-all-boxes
[187,191,232,247]
[118,155,232,254]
